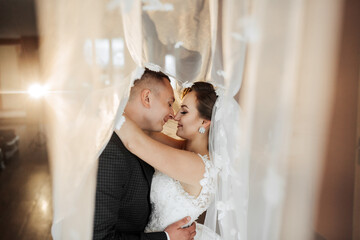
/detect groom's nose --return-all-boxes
[166,108,174,121]
[169,108,175,119]
[170,107,175,119]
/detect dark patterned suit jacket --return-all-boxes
[93,132,167,240]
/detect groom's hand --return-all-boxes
[164,216,196,240]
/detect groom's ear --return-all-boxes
[140,89,151,108]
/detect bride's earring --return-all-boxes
[198,126,206,134]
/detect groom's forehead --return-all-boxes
[161,89,175,102]
[159,79,175,97]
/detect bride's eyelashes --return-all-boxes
[180,111,188,115]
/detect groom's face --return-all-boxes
[147,78,175,132]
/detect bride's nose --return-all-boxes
[173,111,181,121]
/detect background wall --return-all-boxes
[315,0,360,239]
[0,38,40,124]
[0,0,38,38]
[0,44,22,109]
[0,0,41,123]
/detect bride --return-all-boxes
[116,82,220,239]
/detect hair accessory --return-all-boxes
[198,126,206,134]
[215,87,225,97]
[182,81,193,89]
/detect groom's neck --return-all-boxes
[124,102,148,131]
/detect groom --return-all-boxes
[93,68,196,240]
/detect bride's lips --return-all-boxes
[177,124,183,128]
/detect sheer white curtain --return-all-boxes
[35,0,344,239]
[241,1,343,239]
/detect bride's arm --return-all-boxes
[148,132,185,149]
[115,117,205,186]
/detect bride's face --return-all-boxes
[174,91,204,140]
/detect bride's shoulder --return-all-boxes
[197,154,214,169]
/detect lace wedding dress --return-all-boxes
[145,154,220,239]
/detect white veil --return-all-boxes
[201,93,246,240]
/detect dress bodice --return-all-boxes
[145,154,217,232]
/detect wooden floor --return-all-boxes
[0,123,52,240]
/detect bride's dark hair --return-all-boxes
[182,82,217,120]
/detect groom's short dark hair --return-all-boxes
[129,68,171,101]
[139,68,171,83]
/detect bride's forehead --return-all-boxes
[181,91,197,104]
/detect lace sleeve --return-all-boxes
[197,154,218,208]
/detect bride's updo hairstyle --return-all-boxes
[182,82,217,121]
